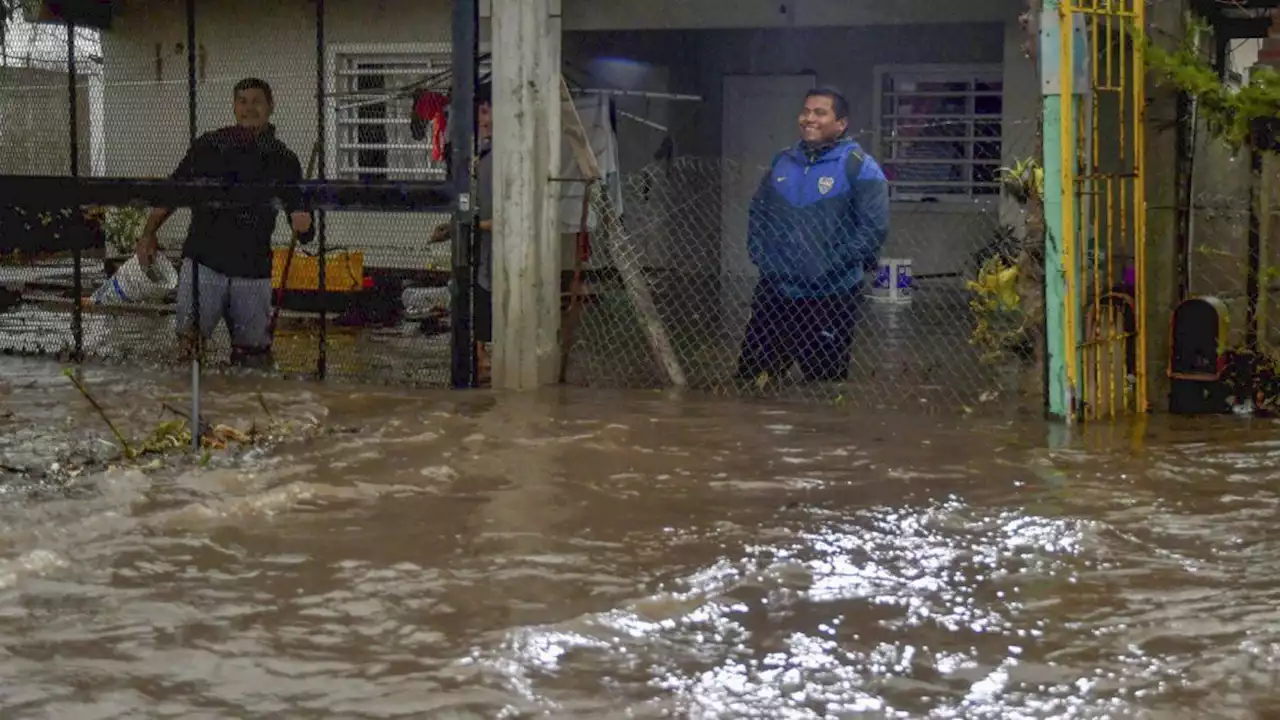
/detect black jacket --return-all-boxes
[172,124,313,278]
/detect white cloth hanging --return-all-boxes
[559,95,622,233]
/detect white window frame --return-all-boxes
[324,42,491,182]
[872,63,1004,208]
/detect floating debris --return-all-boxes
[0,369,331,487]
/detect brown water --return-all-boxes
[2,355,1280,718]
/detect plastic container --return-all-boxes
[401,285,451,318]
[870,257,913,303]
[90,255,179,305]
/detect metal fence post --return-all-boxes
[187,0,201,452]
[67,21,83,363]
[450,0,477,389]
[315,0,328,380]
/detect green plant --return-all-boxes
[93,206,148,257]
[999,156,1044,205]
[967,256,1030,362]
[1140,20,1280,151]
[967,155,1045,366]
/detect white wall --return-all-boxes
[1230,38,1261,81]
[100,0,456,269]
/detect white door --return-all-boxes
[720,74,816,338]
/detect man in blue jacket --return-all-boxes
[735,86,890,385]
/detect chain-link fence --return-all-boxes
[3,4,1047,413]
[562,118,1044,413]
[1167,111,1280,412]
[1185,123,1257,347]
[1181,114,1280,359]
[0,3,473,388]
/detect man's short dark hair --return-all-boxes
[805,86,849,120]
[476,80,492,107]
[234,77,274,105]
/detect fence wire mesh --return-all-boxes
[1172,114,1280,412]
[1186,127,1256,348]
[1184,123,1280,359]
[0,11,460,386]
[563,118,1043,413]
[3,6,1044,412]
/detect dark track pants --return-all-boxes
[735,281,862,383]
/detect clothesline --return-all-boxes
[565,87,702,134]
[571,88,702,103]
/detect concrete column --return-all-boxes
[1040,0,1075,419]
[490,0,563,390]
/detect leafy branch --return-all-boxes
[1139,20,1280,150]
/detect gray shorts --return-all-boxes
[175,259,273,349]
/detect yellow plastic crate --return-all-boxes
[271,248,364,293]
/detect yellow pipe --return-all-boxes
[1111,0,1123,418]
[1061,0,1080,420]
[1092,5,1103,420]
[1132,0,1148,412]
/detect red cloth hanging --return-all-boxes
[413,91,450,162]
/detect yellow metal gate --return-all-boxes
[1059,0,1148,421]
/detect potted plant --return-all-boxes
[91,206,148,276]
[966,157,1044,364]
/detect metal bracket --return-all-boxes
[1040,9,1061,95]
[1041,10,1090,96]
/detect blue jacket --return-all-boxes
[748,138,890,299]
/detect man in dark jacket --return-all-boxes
[736,86,890,386]
[136,77,314,368]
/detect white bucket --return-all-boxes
[90,255,179,306]
[869,257,913,303]
[401,286,451,317]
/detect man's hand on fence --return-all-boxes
[430,223,451,244]
[290,211,313,235]
[136,231,158,267]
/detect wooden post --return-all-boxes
[491,0,562,390]
[558,80,687,387]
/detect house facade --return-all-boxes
[94,0,1035,274]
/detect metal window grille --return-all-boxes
[874,64,1004,203]
[328,43,453,182]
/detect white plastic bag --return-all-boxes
[90,255,179,306]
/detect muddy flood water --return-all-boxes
[3,355,1280,718]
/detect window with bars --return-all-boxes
[874,65,1003,203]
[327,44,454,183]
